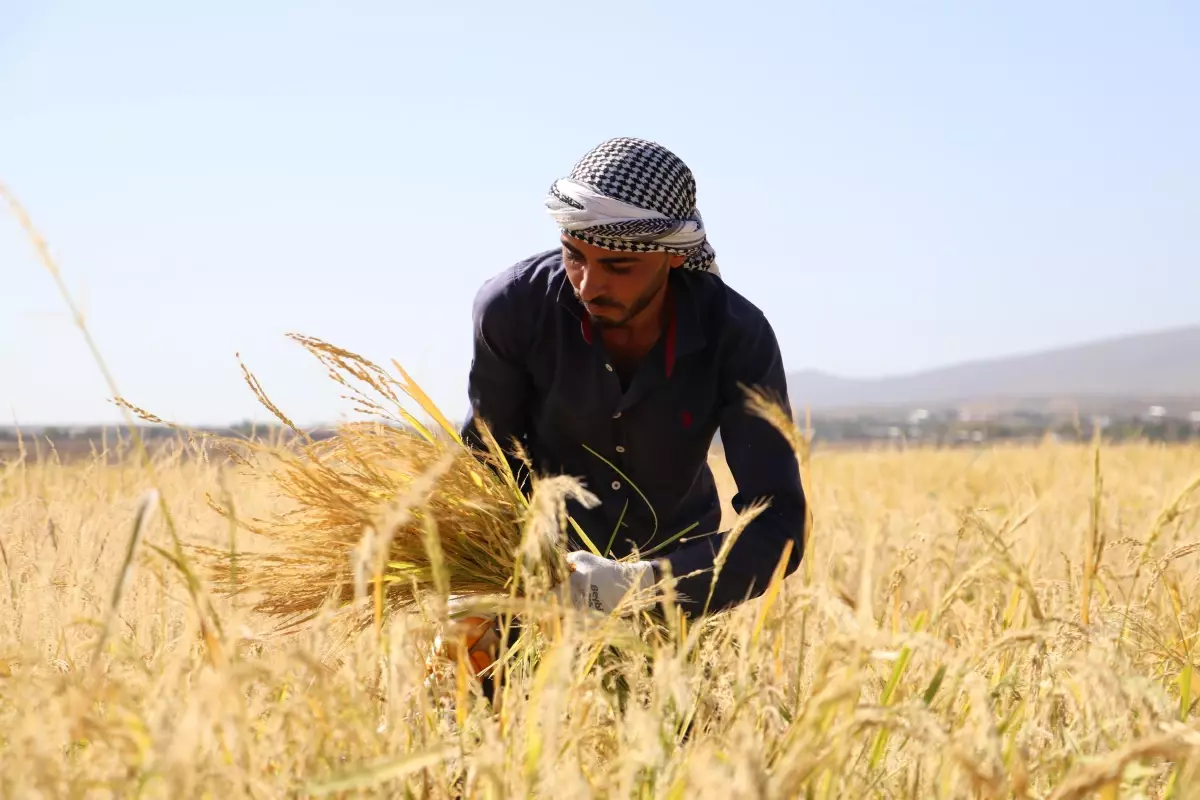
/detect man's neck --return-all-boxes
[600,284,670,357]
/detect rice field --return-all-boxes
[3,434,1200,798]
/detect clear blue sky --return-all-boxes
[3,1,1197,427]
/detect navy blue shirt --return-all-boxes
[460,249,807,616]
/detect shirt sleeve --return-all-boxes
[460,267,535,487]
[660,308,808,616]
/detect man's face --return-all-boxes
[561,235,685,329]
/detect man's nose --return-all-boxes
[577,264,607,302]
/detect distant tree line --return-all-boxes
[804,410,1200,447]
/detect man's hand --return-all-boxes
[561,551,657,614]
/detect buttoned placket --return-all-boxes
[589,317,680,499]
[577,313,627,495]
[601,342,629,492]
[600,351,625,491]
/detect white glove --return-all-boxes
[561,551,656,614]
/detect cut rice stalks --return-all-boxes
[119,333,597,637]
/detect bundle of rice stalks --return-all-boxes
[123,334,597,638]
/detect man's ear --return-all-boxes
[667,252,687,269]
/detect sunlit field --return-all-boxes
[4,436,1200,798]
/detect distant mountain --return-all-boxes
[787,324,1200,415]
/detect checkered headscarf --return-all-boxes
[545,137,719,275]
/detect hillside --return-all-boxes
[787,324,1200,414]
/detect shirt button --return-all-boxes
[605,363,614,372]
[611,481,621,490]
[615,445,626,453]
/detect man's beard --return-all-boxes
[584,268,669,330]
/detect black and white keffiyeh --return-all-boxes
[545,137,720,276]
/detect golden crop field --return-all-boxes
[3,438,1200,799]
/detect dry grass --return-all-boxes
[118,334,592,644]
[4,438,1200,797]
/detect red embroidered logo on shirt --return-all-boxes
[681,410,693,429]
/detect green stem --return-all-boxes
[605,499,629,558]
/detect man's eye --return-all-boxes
[606,264,632,275]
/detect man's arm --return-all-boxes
[460,269,534,487]
[659,310,807,616]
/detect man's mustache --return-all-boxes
[576,293,624,310]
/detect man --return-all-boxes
[460,136,807,626]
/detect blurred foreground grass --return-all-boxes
[3,440,1200,798]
